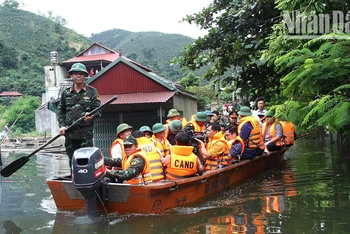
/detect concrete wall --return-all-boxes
[173,94,198,121]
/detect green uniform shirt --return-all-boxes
[58,84,101,139]
[105,156,145,182]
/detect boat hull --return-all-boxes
[46,149,286,214]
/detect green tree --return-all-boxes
[179,72,200,89]
[175,0,281,102]
[188,85,217,111]
[2,96,40,133]
[264,0,350,137]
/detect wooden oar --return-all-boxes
[0,95,118,177]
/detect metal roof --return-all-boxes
[100,92,176,104]
[0,91,23,96]
[63,53,119,63]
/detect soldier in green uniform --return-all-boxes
[58,62,101,169]
[104,136,151,183]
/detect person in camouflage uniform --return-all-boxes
[104,136,152,184]
[58,63,101,169]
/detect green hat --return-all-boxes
[116,123,133,137]
[169,120,183,132]
[123,135,138,145]
[68,63,88,76]
[152,123,166,134]
[139,126,152,133]
[167,109,180,117]
[264,111,275,118]
[195,112,208,122]
[238,106,252,116]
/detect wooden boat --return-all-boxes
[46,149,287,214]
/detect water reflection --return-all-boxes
[2,220,22,234]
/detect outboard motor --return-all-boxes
[72,147,106,216]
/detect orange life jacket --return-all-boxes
[165,145,198,180]
[137,137,164,181]
[279,121,295,146]
[109,138,125,159]
[152,135,171,157]
[205,131,230,170]
[238,116,264,151]
[227,136,245,157]
[261,122,283,146]
[122,149,152,184]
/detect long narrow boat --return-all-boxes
[46,149,287,214]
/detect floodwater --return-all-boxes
[1,138,350,234]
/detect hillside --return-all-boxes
[91,29,197,81]
[0,5,202,100]
[0,6,91,97]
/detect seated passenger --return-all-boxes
[165,120,184,145]
[133,130,164,181]
[139,126,153,139]
[196,122,230,170]
[277,114,295,147]
[110,123,133,160]
[224,126,244,161]
[104,136,152,184]
[163,131,204,179]
[238,106,265,159]
[261,111,283,154]
[152,123,171,158]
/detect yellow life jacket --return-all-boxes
[205,131,230,170]
[122,149,152,184]
[261,122,283,146]
[185,121,206,133]
[238,116,264,151]
[279,121,295,146]
[165,145,198,180]
[137,137,164,181]
[152,135,171,157]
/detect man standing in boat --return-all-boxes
[104,135,152,184]
[58,62,101,169]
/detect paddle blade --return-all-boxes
[0,156,29,177]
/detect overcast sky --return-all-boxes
[20,0,213,38]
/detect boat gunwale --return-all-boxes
[46,148,287,189]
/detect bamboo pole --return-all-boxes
[1,107,25,145]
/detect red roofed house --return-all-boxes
[0,91,23,98]
[36,43,198,155]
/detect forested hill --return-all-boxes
[0,5,198,98]
[91,29,195,80]
[0,6,91,97]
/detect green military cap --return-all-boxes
[237,106,252,116]
[167,109,180,117]
[169,120,183,132]
[152,123,166,134]
[139,126,152,133]
[68,63,88,76]
[195,112,208,122]
[123,135,138,145]
[265,111,275,117]
[116,123,133,136]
